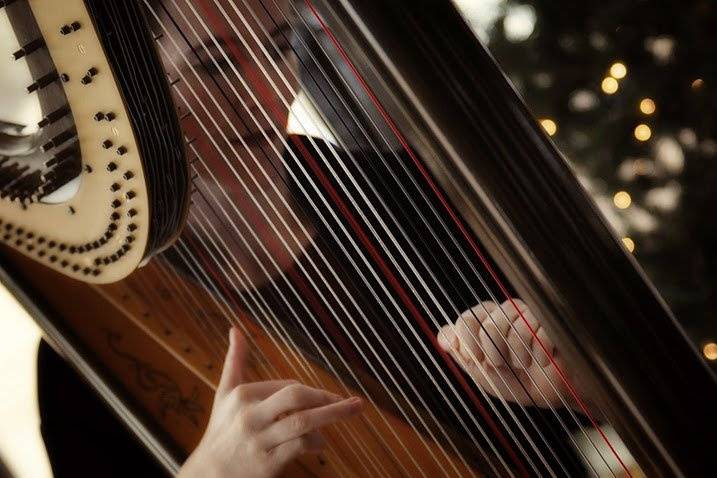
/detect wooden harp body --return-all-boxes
[1,0,715,476]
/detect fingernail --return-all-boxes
[228,328,235,347]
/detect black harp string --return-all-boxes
[243,1,601,474]
[148,1,504,474]
[148,0,504,474]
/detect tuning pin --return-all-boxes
[12,38,45,60]
[44,144,78,168]
[80,67,98,85]
[37,105,70,128]
[7,171,42,203]
[27,70,59,93]
[41,127,77,152]
[59,21,81,35]
[0,164,28,189]
[39,161,82,198]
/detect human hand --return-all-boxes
[437,299,576,410]
[179,328,364,478]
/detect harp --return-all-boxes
[1,0,715,476]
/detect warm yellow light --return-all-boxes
[621,237,635,252]
[639,98,656,115]
[692,78,704,90]
[613,191,632,209]
[609,62,627,79]
[540,118,557,136]
[703,342,717,361]
[634,124,652,141]
[601,77,619,94]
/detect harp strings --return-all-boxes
[293,0,627,473]
[150,0,518,473]
[182,0,540,474]
[256,2,598,474]
[147,1,510,474]
[279,1,613,474]
[185,151,472,477]
[169,2,524,474]
[154,0,560,472]
[300,1,633,475]
[171,235,382,477]
[134,0,628,474]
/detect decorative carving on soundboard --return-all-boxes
[106,330,204,427]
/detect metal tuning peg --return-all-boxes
[80,67,98,85]
[27,70,59,93]
[59,21,81,36]
[37,105,71,128]
[41,127,77,152]
[44,144,79,168]
[12,38,45,60]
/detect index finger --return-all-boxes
[260,397,364,450]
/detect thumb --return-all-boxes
[216,327,248,400]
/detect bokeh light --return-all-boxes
[609,62,627,79]
[601,76,619,94]
[622,237,635,252]
[634,124,652,141]
[639,98,656,115]
[614,191,632,209]
[703,342,717,361]
[540,118,558,136]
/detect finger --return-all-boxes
[440,302,497,360]
[232,379,299,404]
[260,397,363,449]
[254,383,343,427]
[437,324,458,353]
[269,431,326,471]
[479,305,512,367]
[454,313,485,364]
[501,298,528,317]
[507,316,533,368]
[216,327,248,401]
[532,325,556,367]
[505,302,539,368]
